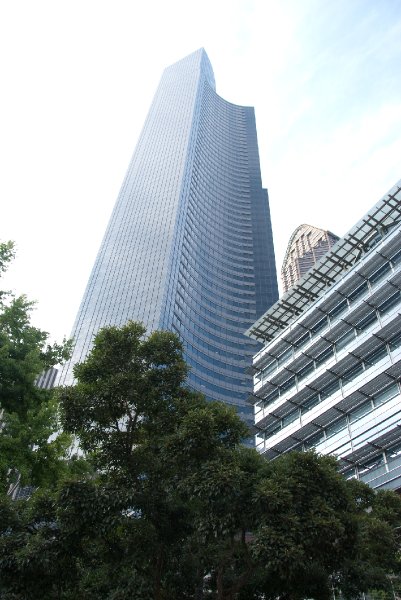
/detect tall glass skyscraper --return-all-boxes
[58,49,278,424]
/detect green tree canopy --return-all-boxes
[1,320,400,600]
[0,241,72,494]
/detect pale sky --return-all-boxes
[1,0,401,345]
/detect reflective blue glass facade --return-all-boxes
[58,49,278,423]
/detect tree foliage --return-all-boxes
[0,241,73,494]
[1,320,401,599]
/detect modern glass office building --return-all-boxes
[58,49,278,424]
[247,180,401,490]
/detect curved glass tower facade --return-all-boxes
[58,49,278,424]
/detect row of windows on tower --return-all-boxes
[175,299,254,341]
[185,214,253,250]
[179,259,255,295]
[182,240,255,274]
[177,323,255,359]
[178,266,255,303]
[186,370,249,402]
[181,247,255,283]
[176,280,256,319]
[173,311,256,353]
[184,218,255,254]
[178,267,255,304]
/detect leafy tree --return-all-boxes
[58,321,251,599]
[1,320,401,600]
[0,241,73,494]
[247,452,401,600]
[0,241,15,277]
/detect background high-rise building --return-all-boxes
[247,180,401,491]
[58,49,278,424]
[281,224,339,293]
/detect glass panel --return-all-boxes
[261,359,277,378]
[282,409,299,428]
[387,442,401,460]
[349,400,372,422]
[265,421,281,438]
[336,329,356,351]
[342,362,364,383]
[277,348,293,367]
[297,360,315,382]
[264,388,280,407]
[377,291,400,315]
[311,316,328,335]
[304,431,325,449]
[315,345,334,364]
[364,345,388,366]
[293,332,310,347]
[255,434,265,449]
[356,311,377,333]
[254,400,263,416]
[280,375,296,393]
[358,454,384,476]
[321,378,340,399]
[301,393,320,413]
[369,262,391,285]
[373,383,399,407]
[389,332,401,351]
[329,299,348,319]
[390,248,401,266]
[326,416,347,438]
[348,282,368,304]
